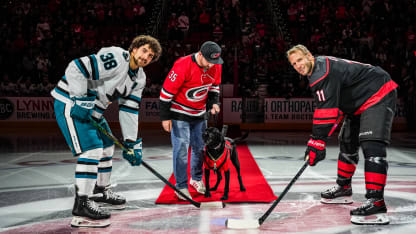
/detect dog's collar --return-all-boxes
[213,141,223,150]
[205,146,229,171]
[212,140,224,150]
[206,140,225,161]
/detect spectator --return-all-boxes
[36,15,51,42]
[38,76,55,96]
[0,74,17,96]
[177,11,190,40]
[168,13,179,40]
[18,77,38,96]
[199,9,211,32]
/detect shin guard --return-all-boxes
[361,141,388,198]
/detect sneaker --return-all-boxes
[91,184,126,210]
[190,178,206,194]
[350,198,389,225]
[321,185,353,204]
[175,188,191,200]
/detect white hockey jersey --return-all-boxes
[51,46,146,141]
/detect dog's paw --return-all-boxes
[210,187,218,191]
[204,192,212,198]
[240,186,246,191]
[220,195,228,200]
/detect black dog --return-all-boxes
[202,126,246,200]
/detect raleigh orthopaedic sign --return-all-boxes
[0,97,407,125]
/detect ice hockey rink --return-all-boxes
[0,129,416,234]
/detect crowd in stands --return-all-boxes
[0,0,415,126]
[279,0,416,99]
[0,0,152,96]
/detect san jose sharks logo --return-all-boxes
[106,86,127,102]
[123,51,129,62]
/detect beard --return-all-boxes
[134,56,141,67]
[133,54,149,68]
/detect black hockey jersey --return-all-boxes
[309,56,398,138]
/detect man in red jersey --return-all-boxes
[287,44,398,225]
[159,41,222,199]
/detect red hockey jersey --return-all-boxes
[159,54,221,121]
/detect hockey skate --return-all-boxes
[350,198,389,225]
[91,184,126,210]
[71,193,111,228]
[321,185,353,204]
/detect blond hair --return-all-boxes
[286,44,311,58]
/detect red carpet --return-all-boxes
[155,144,277,204]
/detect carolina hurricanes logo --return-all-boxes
[211,53,220,59]
[186,84,211,102]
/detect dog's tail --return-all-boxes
[223,128,249,144]
[232,130,250,144]
[221,125,228,136]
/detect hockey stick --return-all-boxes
[226,157,309,229]
[90,118,225,209]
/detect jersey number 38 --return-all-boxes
[100,53,117,70]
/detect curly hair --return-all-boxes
[128,35,162,62]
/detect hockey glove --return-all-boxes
[305,136,326,166]
[70,96,95,122]
[123,138,142,166]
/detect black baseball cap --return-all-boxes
[200,41,223,64]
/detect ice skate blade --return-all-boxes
[321,196,353,204]
[71,216,110,228]
[351,213,389,225]
[97,202,126,210]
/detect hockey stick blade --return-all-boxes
[141,160,224,209]
[225,218,260,229]
[226,158,309,229]
[90,118,224,209]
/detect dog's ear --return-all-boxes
[203,127,215,144]
[202,129,210,144]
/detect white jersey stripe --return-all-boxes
[160,96,171,102]
[161,88,174,97]
[64,103,82,154]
